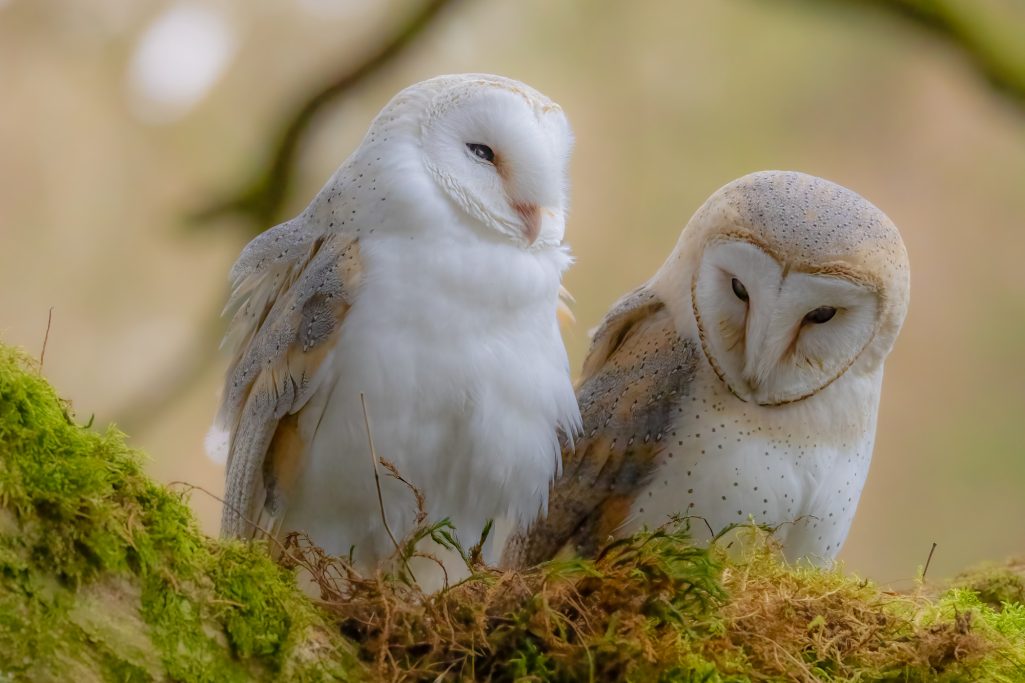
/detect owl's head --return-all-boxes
[384,74,572,249]
[657,171,909,406]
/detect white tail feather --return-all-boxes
[204,424,230,465]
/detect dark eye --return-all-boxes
[804,306,837,324]
[731,277,749,303]
[466,143,495,163]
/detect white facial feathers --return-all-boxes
[293,75,573,250]
[656,170,910,406]
[693,240,882,404]
[212,74,581,584]
[503,170,910,569]
[415,75,573,247]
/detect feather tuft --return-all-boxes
[204,424,230,465]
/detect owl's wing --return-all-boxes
[501,286,699,568]
[213,219,363,541]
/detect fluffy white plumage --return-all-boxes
[209,74,580,584]
[636,172,910,562]
[503,171,910,568]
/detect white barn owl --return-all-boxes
[503,170,909,567]
[208,74,581,581]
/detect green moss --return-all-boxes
[3,340,1025,682]
[950,561,1025,610]
[0,345,361,681]
[314,520,1025,681]
[210,541,296,660]
[680,539,1025,682]
[494,532,727,681]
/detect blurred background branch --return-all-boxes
[112,0,461,435]
[118,0,1025,437]
[808,0,1025,109]
[191,0,1025,243]
[190,0,462,231]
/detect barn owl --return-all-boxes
[208,74,581,583]
[503,170,909,568]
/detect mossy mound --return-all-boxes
[296,527,1025,681]
[0,346,361,681]
[1,343,1024,682]
[950,560,1025,611]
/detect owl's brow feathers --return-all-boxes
[704,230,883,290]
[420,78,562,131]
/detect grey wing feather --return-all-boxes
[501,286,699,568]
[216,220,363,540]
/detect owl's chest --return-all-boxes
[624,365,879,560]
[288,232,574,552]
[343,233,566,388]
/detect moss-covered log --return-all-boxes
[0,346,362,681]
[1,344,1024,682]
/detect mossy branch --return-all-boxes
[112,0,462,435]
[2,343,1025,681]
[0,345,361,681]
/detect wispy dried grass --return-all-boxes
[277,466,1025,682]
[278,463,722,681]
[710,532,992,681]
[285,526,724,681]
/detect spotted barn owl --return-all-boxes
[503,170,910,568]
[207,74,581,580]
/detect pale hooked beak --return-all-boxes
[514,203,562,246]
[513,203,541,244]
[742,372,762,393]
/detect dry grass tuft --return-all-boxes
[279,466,724,681]
[279,484,1025,682]
[708,532,992,681]
[284,526,724,681]
[4,342,1025,681]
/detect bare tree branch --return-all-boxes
[191,0,462,230]
[807,0,1025,110]
[115,0,461,434]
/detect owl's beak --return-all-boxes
[514,203,541,245]
[513,204,563,245]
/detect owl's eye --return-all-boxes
[466,143,495,163]
[731,277,749,303]
[804,306,837,324]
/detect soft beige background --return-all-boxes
[2,0,1024,584]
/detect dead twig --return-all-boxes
[38,307,53,373]
[360,393,422,586]
[361,393,403,557]
[922,541,939,582]
[379,457,428,526]
[166,480,318,576]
